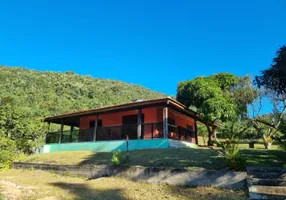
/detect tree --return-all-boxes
[252,45,286,149]
[255,45,286,96]
[249,90,286,149]
[177,73,256,146]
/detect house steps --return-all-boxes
[246,167,286,200]
[168,139,197,149]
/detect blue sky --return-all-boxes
[1,0,285,98]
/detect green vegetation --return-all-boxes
[0,169,247,200]
[23,148,286,170]
[252,45,286,148]
[0,137,17,170]
[0,66,165,166]
[215,122,249,171]
[177,73,257,145]
[111,150,129,165]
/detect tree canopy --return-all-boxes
[177,73,256,123]
[255,45,286,96]
[176,73,257,145]
[252,45,286,148]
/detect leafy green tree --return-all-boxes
[252,45,286,149]
[255,45,286,96]
[177,73,256,146]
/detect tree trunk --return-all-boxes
[207,125,216,146]
[263,134,273,149]
[212,127,217,139]
[208,130,212,146]
[264,141,272,149]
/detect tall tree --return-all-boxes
[255,45,286,96]
[252,45,286,149]
[177,73,256,146]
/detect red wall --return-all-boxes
[169,109,195,128]
[168,108,196,143]
[79,108,163,129]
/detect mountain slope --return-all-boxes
[0,66,166,117]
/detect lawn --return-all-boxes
[23,148,286,170]
[0,169,247,200]
[197,136,280,149]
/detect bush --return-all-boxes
[111,150,128,165]
[0,137,18,170]
[216,140,245,171]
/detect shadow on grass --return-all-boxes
[51,182,126,200]
[79,152,112,166]
[165,185,248,200]
[79,148,227,170]
[241,149,286,168]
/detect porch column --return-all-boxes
[163,107,168,138]
[93,114,99,141]
[194,119,198,145]
[46,122,51,144]
[59,120,64,143]
[137,108,142,139]
[70,126,74,142]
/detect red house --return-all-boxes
[44,98,208,149]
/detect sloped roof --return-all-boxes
[44,97,219,127]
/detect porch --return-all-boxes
[45,122,196,144]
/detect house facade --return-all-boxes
[43,98,206,153]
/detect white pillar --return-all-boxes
[137,108,142,139]
[163,107,168,138]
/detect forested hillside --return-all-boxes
[0,66,165,154]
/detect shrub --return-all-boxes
[0,137,18,170]
[217,140,245,171]
[111,150,128,165]
[215,121,247,171]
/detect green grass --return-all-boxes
[24,147,286,170]
[198,136,280,149]
[0,169,247,200]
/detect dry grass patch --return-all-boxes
[0,169,246,200]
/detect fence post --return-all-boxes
[126,135,129,158]
[151,123,153,139]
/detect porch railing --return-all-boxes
[45,122,164,144]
